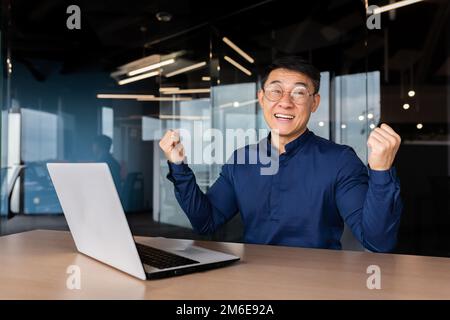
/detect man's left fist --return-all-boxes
[367,123,401,171]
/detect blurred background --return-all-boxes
[0,0,448,257]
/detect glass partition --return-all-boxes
[0,0,448,258]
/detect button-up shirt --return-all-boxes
[167,129,403,252]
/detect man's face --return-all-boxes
[258,68,320,139]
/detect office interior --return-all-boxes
[0,0,449,258]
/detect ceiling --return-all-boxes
[6,0,449,86]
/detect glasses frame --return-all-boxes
[262,83,316,104]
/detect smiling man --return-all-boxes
[159,56,403,252]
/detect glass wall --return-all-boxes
[366,0,450,257]
[0,0,448,257]
[0,1,7,228]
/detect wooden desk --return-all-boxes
[0,230,449,299]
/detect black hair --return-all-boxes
[260,56,321,94]
[93,134,112,152]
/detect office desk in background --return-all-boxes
[0,230,449,299]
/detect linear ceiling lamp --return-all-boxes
[224,56,252,76]
[222,37,255,64]
[137,97,193,101]
[165,61,207,78]
[97,94,155,99]
[161,88,211,95]
[97,94,191,102]
[118,71,160,85]
[128,59,175,76]
[110,51,186,80]
[371,0,425,14]
[159,87,180,92]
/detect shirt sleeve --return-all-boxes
[166,160,239,235]
[335,147,403,252]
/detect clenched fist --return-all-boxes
[159,129,186,164]
[367,123,401,171]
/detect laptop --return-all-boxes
[47,163,240,280]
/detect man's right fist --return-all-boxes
[159,129,186,164]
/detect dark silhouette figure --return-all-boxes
[92,135,121,192]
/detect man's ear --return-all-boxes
[311,93,320,113]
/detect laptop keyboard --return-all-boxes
[135,242,200,270]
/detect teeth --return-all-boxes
[274,113,294,119]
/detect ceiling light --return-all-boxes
[372,0,425,15]
[118,71,160,85]
[222,37,255,64]
[416,123,423,129]
[96,93,191,102]
[137,97,192,101]
[97,94,155,99]
[318,121,324,127]
[159,87,180,92]
[128,59,175,76]
[408,90,415,97]
[224,56,252,76]
[403,103,410,110]
[161,88,211,94]
[369,123,376,129]
[341,124,347,129]
[165,61,207,78]
[202,76,211,81]
[155,12,172,22]
[367,113,374,119]
[358,115,364,121]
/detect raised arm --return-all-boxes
[336,124,403,252]
[159,130,239,234]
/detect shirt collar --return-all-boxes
[267,128,313,155]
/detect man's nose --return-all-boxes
[277,91,294,108]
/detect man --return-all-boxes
[159,56,402,252]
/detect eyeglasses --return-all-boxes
[263,83,315,104]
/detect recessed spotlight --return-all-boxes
[318,121,324,127]
[367,113,374,119]
[408,90,415,97]
[403,103,410,110]
[358,115,364,121]
[156,12,172,22]
[416,123,423,129]
[369,123,376,129]
[341,124,347,129]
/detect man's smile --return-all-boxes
[274,113,295,120]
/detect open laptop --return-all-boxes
[47,163,240,280]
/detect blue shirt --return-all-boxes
[167,129,403,252]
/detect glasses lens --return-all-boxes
[291,86,309,104]
[264,84,283,101]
